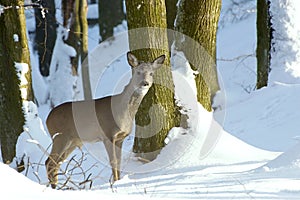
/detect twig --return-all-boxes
[24,156,30,176]
[79,173,93,189]
[217,53,254,62]
[36,142,52,172]
[137,156,151,163]
[33,171,41,184]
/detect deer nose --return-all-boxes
[142,81,150,87]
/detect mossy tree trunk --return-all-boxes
[0,0,32,163]
[34,0,56,77]
[63,0,92,99]
[126,0,180,161]
[256,0,272,89]
[98,0,125,41]
[175,0,221,111]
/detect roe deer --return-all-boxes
[45,52,165,189]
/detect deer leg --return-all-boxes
[45,134,76,189]
[103,138,119,182]
[115,139,124,180]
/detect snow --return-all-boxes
[87,4,98,19]
[216,82,300,152]
[31,50,48,105]
[0,5,4,16]
[269,0,300,83]
[15,62,29,100]
[13,34,19,42]
[2,0,300,199]
[48,27,79,106]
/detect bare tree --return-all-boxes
[34,0,56,77]
[62,0,92,100]
[256,0,272,89]
[165,0,177,30]
[165,0,177,50]
[98,0,125,41]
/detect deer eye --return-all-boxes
[150,72,153,76]
[137,71,141,75]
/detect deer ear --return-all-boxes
[152,55,165,69]
[127,52,139,68]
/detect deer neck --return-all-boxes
[118,82,147,119]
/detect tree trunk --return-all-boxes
[98,0,125,41]
[126,0,180,161]
[165,0,177,51]
[63,0,92,99]
[64,0,80,75]
[165,0,177,30]
[175,0,221,111]
[34,0,56,77]
[80,0,92,100]
[0,0,31,163]
[256,0,272,89]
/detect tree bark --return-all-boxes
[34,0,56,77]
[0,0,31,163]
[126,0,180,161]
[256,0,272,89]
[98,0,125,41]
[175,0,221,111]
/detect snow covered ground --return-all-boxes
[1,0,300,199]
